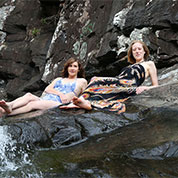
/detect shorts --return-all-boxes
[40,93,62,103]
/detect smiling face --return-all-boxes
[61,57,85,78]
[67,61,79,79]
[131,42,145,63]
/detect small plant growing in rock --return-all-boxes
[31,28,40,37]
[41,18,47,25]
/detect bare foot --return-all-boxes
[0,100,12,114]
[72,97,92,110]
[0,112,3,118]
[60,102,80,109]
[0,107,5,117]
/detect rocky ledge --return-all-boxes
[1,66,178,151]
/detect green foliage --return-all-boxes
[41,18,47,25]
[31,28,40,37]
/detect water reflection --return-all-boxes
[32,108,178,177]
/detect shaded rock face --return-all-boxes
[0,2,178,176]
[3,108,129,149]
[0,0,178,150]
[0,0,177,144]
[1,75,178,150]
[0,0,57,98]
[0,0,178,98]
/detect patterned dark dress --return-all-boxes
[81,63,145,114]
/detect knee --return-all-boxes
[24,92,33,97]
[91,76,97,82]
[26,101,35,110]
[24,93,38,100]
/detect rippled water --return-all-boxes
[1,111,178,177]
[0,126,43,178]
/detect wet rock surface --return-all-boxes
[29,102,178,177]
[1,80,177,151]
[0,77,177,177]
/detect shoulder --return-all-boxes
[145,60,155,66]
[77,78,87,82]
[76,78,87,85]
[53,77,62,81]
[50,77,62,83]
[142,61,156,69]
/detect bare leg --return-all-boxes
[8,100,60,116]
[0,93,40,114]
[8,93,40,109]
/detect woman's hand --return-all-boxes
[136,86,150,94]
[136,85,158,94]
[59,93,69,103]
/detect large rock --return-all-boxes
[0,0,178,97]
[1,81,178,177]
[1,67,178,149]
[0,0,55,98]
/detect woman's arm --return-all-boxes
[44,78,62,95]
[136,61,158,94]
[44,79,57,93]
[65,78,88,99]
[80,78,88,94]
[45,78,72,103]
[148,61,158,86]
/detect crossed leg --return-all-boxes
[0,92,61,116]
[0,93,40,115]
[8,100,60,116]
[60,96,92,110]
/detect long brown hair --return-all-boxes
[127,40,150,64]
[61,57,85,78]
